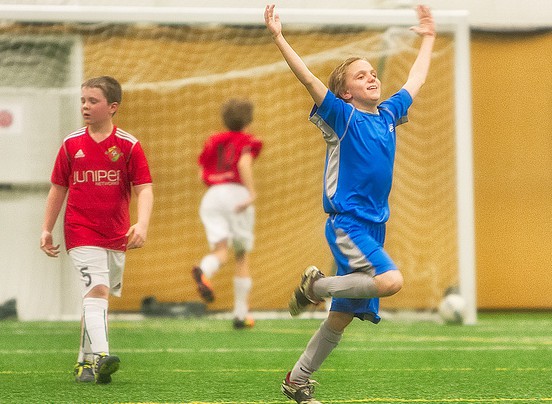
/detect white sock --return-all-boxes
[233,276,252,320]
[77,317,85,363]
[83,297,109,355]
[200,254,220,278]
[77,315,94,363]
[83,333,93,363]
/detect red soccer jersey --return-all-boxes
[51,126,152,251]
[198,131,263,186]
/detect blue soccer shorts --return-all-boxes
[325,214,397,324]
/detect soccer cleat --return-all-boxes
[192,266,215,303]
[73,361,95,383]
[94,353,120,384]
[281,372,321,404]
[289,266,325,316]
[233,317,255,329]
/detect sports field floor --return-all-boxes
[1,311,551,403]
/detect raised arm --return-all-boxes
[402,5,436,99]
[264,4,328,106]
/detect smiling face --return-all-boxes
[340,59,381,111]
[80,86,118,126]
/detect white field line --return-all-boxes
[2,366,551,375]
[4,366,549,372]
[1,344,551,356]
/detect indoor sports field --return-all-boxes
[0,3,551,404]
[1,312,551,403]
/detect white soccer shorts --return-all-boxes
[68,246,126,297]
[199,183,255,252]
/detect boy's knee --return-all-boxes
[375,270,403,297]
[85,284,109,299]
[326,311,354,333]
[213,248,229,265]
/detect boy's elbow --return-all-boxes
[303,80,327,106]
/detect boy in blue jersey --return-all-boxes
[265,4,435,403]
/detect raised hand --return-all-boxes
[264,4,282,38]
[410,5,436,37]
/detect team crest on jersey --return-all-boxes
[106,145,123,162]
[388,124,395,132]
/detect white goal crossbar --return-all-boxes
[0,4,476,324]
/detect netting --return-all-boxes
[0,18,458,313]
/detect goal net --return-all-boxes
[0,5,475,323]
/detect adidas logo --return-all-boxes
[74,149,85,158]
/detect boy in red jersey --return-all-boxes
[192,98,263,329]
[40,76,153,383]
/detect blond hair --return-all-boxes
[328,56,368,101]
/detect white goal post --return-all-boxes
[0,4,476,324]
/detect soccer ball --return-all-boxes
[438,293,465,324]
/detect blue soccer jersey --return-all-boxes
[309,89,412,224]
